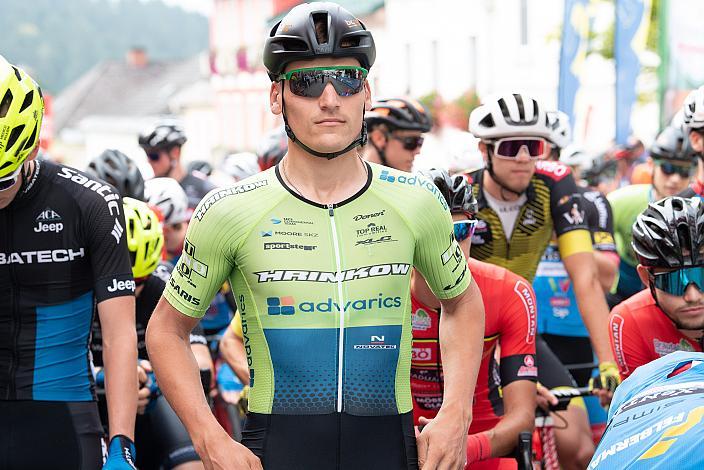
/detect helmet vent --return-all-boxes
[0,89,12,118]
[23,123,37,150]
[514,94,525,120]
[11,66,21,81]
[19,90,33,113]
[6,124,25,150]
[312,13,329,45]
[479,114,495,129]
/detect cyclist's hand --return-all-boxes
[536,382,558,411]
[196,427,262,470]
[590,361,621,407]
[237,385,250,416]
[417,414,468,469]
[137,360,153,414]
[103,435,137,470]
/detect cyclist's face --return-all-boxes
[638,265,704,330]
[451,213,472,260]
[480,141,536,193]
[163,221,187,255]
[652,162,691,198]
[380,129,423,172]
[271,57,371,155]
[147,147,176,177]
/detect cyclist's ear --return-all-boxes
[636,264,650,287]
[270,82,283,115]
[478,141,489,161]
[363,80,372,111]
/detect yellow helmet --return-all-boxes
[0,55,44,182]
[123,197,164,279]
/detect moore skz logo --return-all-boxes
[261,231,273,237]
[267,294,402,315]
[354,334,398,350]
[34,207,63,233]
[255,263,410,283]
[355,235,396,246]
[194,180,268,220]
[178,239,209,281]
[264,242,317,251]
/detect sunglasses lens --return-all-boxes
[453,220,476,242]
[654,267,704,296]
[495,139,545,158]
[287,68,365,98]
[147,152,160,161]
[403,137,424,150]
[658,161,691,177]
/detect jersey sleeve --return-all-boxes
[163,193,237,318]
[189,323,208,346]
[498,275,538,385]
[587,192,617,253]
[550,172,593,258]
[82,189,134,303]
[411,182,471,300]
[608,306,653,380]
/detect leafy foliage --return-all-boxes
[0,0,208,94]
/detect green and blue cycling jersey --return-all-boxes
[590,351,704,469]
[164,162,471,416]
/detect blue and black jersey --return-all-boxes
[0,160,134,401]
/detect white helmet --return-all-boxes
[559,145,592,171]
[546,110,572,149]
[469,93,552,140]
[144,177,189,225]
[221,152,260,182]
[682,85,704,130]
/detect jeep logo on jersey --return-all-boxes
[178,239,209,281]
[107,278,136,293]
[254,263,410,283]
[34,207,63,233]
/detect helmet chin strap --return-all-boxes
[485,149,523,200]
[281,90,367,160]
[369,134,389,167]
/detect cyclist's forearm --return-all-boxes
[568,260,615,363]
[102,332,138,440]
[594,250,619,293]
[487,381,535,458]
[220,328,251,385]
[146,311,221,442]
[438,281,485,422]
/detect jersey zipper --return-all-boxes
[505,204,528,261]
[328,204,346,413]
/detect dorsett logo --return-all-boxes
[34,208,63,233]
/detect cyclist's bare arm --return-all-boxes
[99,295,138,440]
[562,251,615,364]
[485,380,535,458]
[220,325,250,385]
[594,250,619,293]
[147,297,262,469]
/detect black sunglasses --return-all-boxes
[389,134,424,151]
[656,160,692,178]
[277,66,368,98]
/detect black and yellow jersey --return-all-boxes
[466,160,593,281]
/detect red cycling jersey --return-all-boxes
[411,258,538,434]
[609,289,703,380]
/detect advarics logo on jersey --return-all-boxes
[378,170,449,210]
[34,207,63,233]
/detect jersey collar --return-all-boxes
[472,168,536,211]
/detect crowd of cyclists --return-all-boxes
[2,2,704,469]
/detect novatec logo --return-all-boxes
[354,334,397,350]
[267,296,295,315]
[34,208,63,233]
[255,263,410,283]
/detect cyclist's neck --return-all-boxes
[281,147,368,205]
[410,269,440,309]
[167,162,185,183]
[483,169,524,202]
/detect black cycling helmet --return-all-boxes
[365,98,432,133]
[263,2,376,80]
[263,2,375,161]
[187,160,213,177]
[632,196,704,268]
[138,120,187,151]
[257,126,288,170]
[650,125,697,164]
[422,168,478,218]
[86,149,145,200]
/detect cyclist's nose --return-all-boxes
[319,82,340,109]
[683,282,703,303]
[515,145,532,162]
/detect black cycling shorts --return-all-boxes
[541,333,594,387]
[242,411,418,470]
[535,335,578,390]
[0,400,103,470]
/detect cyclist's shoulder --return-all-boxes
[191,168,280,224]
[46,161,119,202]
[607,183,651,204]
[610,289,657,320]
[469,258,533,303]
[533,159,574,186]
